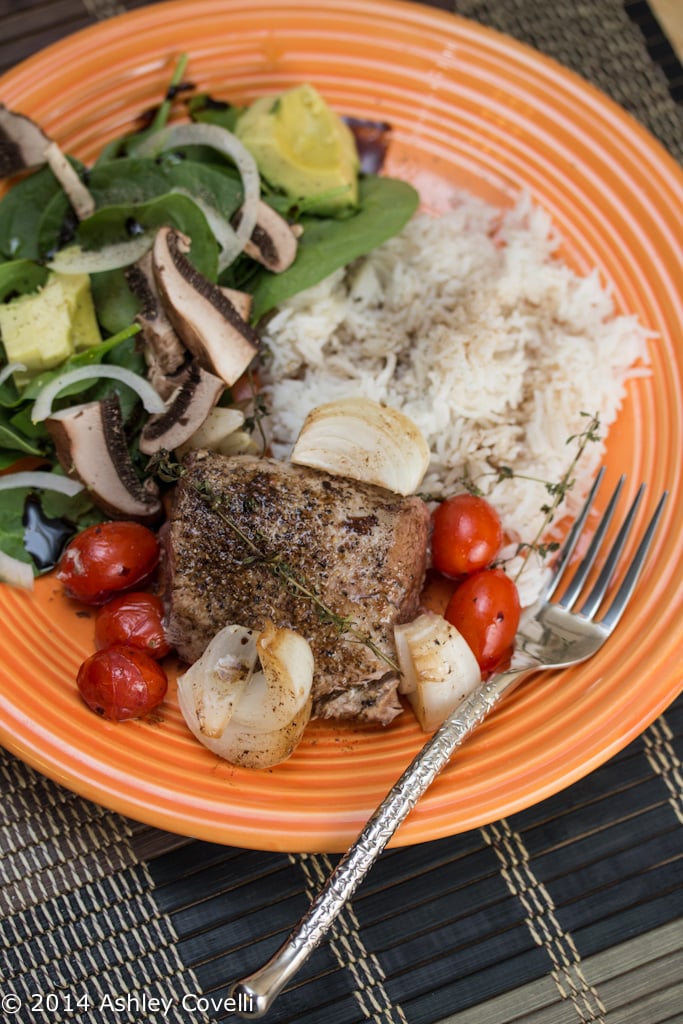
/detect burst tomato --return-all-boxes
[77,644,168,720]
[431,493,503,578]
[445,567,520,673]
[57,521,160,605]
[95,592,171,659]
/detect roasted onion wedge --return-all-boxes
[176,621,314,769]
[395,613,481,732]
[290,396,430,495]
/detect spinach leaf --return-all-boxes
[104,154,240,195]
[0,486,103,568]
[36,190,73,258]
[188,94,245,133]
[80,334,147,424]
[76,193,218,271]
[0,164,68,260]
[0,409,46,462]
[89,269,141,336]
[237,176,419,321]
[85,155,243,214]
[0,260,48,302]
[0,489,29,562]
[76,192,219,333]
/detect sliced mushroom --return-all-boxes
[152,227,260,386]
[43,142,95,220]
[237,200,300,273]
[46,394,162,522]
[220,286,253,322]
[139,359,225,455]
[126,251,187,384]
[0,105,95,218]
[0,104,51,175]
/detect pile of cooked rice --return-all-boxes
[260,191,651,604]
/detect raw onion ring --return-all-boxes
[136,122,260,267]
[31,365,167,423]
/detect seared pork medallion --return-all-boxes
[164,450,430,725]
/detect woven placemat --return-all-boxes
[2,702,682,1023]
[1,2,682,1023]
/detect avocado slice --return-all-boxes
[234,84,360,216]
[0,272,101,385]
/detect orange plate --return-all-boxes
[0,0,681,853]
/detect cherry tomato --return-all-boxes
[445,567,520,673]
[57,521,160,605]
[431,493,503,578]
[77,644,168,721]
[95,592,171,659]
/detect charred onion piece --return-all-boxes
[0,104,95,218]
[46,394,162,523]
[394,613,481,732]
[176,620,314,769]
[237,200,300,273]
[152,227,259,386]
[291,397,431,495]
[139,359,224,455]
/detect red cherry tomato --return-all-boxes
[445,567,520,673]
[77,644,168,720]
[57,521,160,605]
[431,494,503,578]
[95,592,171,659]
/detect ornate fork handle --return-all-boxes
[231,662,535,1018]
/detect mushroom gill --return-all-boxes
[139,359,225,455]
[125,251,187,390]
[237,200,300,273]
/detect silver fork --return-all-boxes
[230,470,668,1019]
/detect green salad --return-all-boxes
[0,57,419,583]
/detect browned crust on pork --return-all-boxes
[163,451,429,725]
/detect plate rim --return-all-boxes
[0,0,682,852]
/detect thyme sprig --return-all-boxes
[421,411,602,579]
[148,451,400,672]
[241,367,269,455]
[508,411,601,578]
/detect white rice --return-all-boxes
[260,190,652,605]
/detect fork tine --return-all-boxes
[544,467,606,602]
[597,490,668,632]
[557,473,625,610]
[577,483,644,618]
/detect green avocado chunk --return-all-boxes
[0,271,101,385]
[234,84,359,215]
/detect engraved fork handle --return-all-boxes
[230,664,533,1018]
